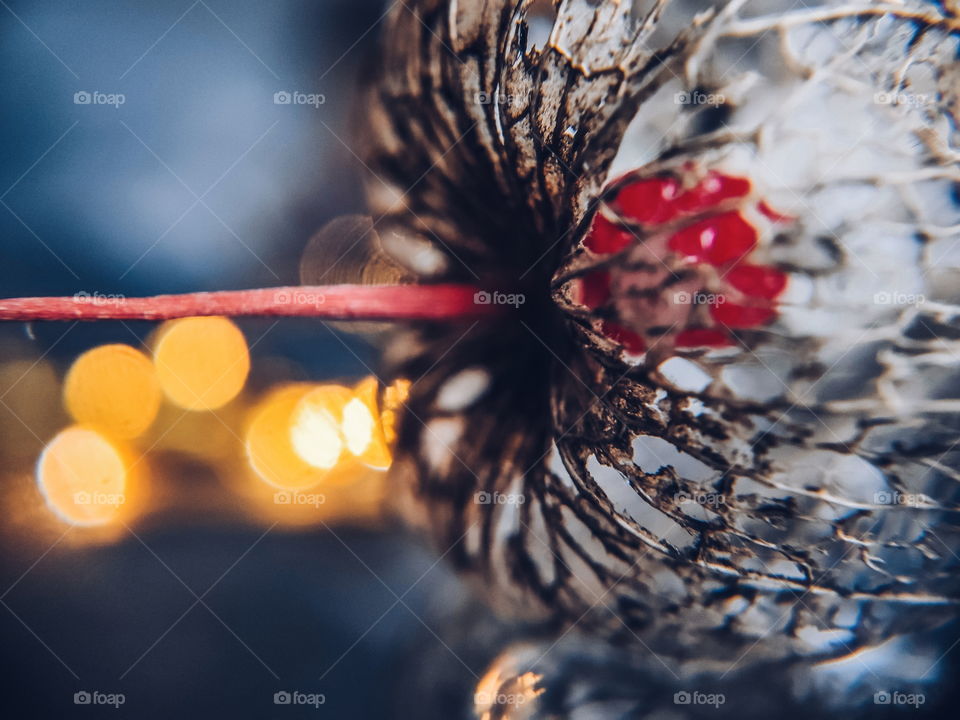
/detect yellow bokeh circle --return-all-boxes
[153,317,250,410]
[36,426,128,526]
[289,384,355,471]
[346,377,393,470]
[64,344,161,438]
[245,384,343,491]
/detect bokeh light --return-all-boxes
[22,324,409,532]
[245,378,406,492]
[36,426,129,526]
[380,378,410,445]
[290,384,356,473]
[474,659,544,720]
[0,358,64,467]
[64,344,161,439]
[347,377,392,470]
[245,384,340,490]
[153,317,250,410]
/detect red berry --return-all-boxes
[578,270,611,309]
[668,212,757,265]
[674,172,751,215]
[725,264,787,299]
[675,328,733,348]
[585,213,632,254]
[600,321,646,354]
[614,177,681,225]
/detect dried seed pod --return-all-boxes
[363,0,960,680]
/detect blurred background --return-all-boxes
[0,1,495,717]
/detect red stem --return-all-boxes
[0,285,498,322]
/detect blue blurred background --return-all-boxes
[0,2,488,717]
[0,0,383,372]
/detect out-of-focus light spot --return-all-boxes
[246,378,406,491]
[246,384,343,490]
[64,344,161,438]
[349,377,393,470]
[342,398,374,456]
[288,385,361,481]
[0,359,63,466]
[383,378,411,410]
[36,426,128,526]
[380,378,410,445]
[153,317,250,410]
[474,658,544,720]
[290,387,351,470]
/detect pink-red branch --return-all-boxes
[0,285,498,322]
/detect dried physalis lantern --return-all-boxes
[353,0,960,706]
